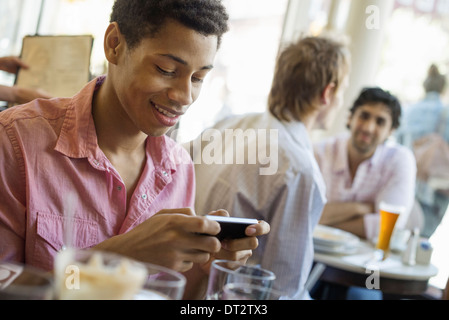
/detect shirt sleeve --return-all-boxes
[195,158,325,299]
[258,168,325,299]
[0,123,27,263]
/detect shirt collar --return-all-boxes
[146,135,180,175]
[424,92,442,102]
[370,139,389,166]
[334,133,350,173]
[269,113,312,151]
[335,132,386,173]
[54,76,104,159]
[54,75,180,174]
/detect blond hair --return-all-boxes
[268,36,350,122]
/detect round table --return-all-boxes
[313,241,438,296]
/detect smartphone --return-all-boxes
[205,215,259,240]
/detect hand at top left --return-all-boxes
[0,56,29,74]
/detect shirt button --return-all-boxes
[117,186,122,191]
[141,194,147,200]
[162,170,168,177]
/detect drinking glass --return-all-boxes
[222,283,288,300]
[375,202,405,260]
[54,248,185,300]
[0,262,54,300]
[136,263,186,300]
[206,260,276,300]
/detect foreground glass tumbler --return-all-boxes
[0,262,54,300]
[54,248,185,300]
[206,260,276,300]
[222,283,288,300]
[136,262,186,300]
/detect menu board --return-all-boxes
[15,35,93,98]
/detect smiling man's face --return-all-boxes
[109,19,218,137]
[348,102,394,156]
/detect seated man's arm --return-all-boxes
[0,85,51,104]
[331,216,367,238]
[320,202,374,225]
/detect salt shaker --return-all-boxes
[416,240,433,265]
[402,228,419,266]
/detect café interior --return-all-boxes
[0,0,448,300]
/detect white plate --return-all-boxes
[313,225,359,247]
[314,243,358,255]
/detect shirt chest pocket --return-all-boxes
[34,212,98,270]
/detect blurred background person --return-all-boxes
[396,64,449,238]
[0,56,51,107]
[397,64,447,147]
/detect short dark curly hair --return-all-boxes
[110,0,229,50]
[348,87,402,129]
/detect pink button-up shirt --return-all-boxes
[0,77,195,271]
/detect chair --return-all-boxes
[405,199,424,232]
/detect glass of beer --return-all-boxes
[375,202,405,261]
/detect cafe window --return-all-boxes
[1,0,289,140]
[1,0,114,71]
[376,0,449,106]
[0,0,40,98]
[0,0,114,108]
[375,0,449,291]
[176,0,289,143]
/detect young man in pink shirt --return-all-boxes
[0,0,269,299]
